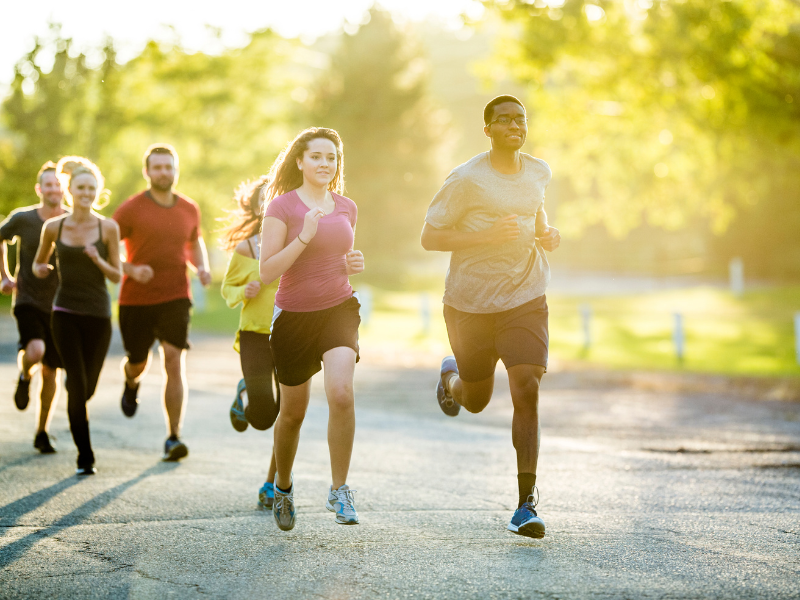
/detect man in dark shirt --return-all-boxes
[0,161,66,453]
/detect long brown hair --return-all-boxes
[265,127,345,201]
[218,175,270,252]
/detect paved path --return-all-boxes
[1,336,799,599]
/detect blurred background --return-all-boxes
[1,0,799,379]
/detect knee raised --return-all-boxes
[25,341,46,364]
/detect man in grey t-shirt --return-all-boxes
[0,161,65,453]
[421,95,561,539]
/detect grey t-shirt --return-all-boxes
[425,152,552,314]
[0,205,59,313]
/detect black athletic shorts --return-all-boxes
[270,296,361,387]
[13,304,62,369]
[118,298,192,364]
[443,294,549,383]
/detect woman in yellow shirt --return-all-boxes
[220,176,280,508]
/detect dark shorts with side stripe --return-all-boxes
[443,294,548,383]
[270,296,361,387]
[13,304,62,369]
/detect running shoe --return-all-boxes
[230,378,248,432]
[258,481,275,509]
[33,431,56,454]
[507,486,545,539]
[273,477,296,531]
[76,465,97,476]
[121,382,139,418]
[162,436,189,462]
[326,484,359,525]
[436,356,461,417]
[14,375,31,411]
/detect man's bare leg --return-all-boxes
[160,342,186,438]
[37,364,59,434]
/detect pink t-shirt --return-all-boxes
[265,190,357,312]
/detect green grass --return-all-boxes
[188,283,800,377]
[4,283,799,377]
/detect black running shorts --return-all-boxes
[118,298,192,364]
[270,296,361,387]
[14,304,62,369]
[443,294,549,382]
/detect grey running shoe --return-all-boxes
[162,436,189,462]
[436,356,461,417]
[326,484,359,525]
[273,477,296,531]
[33,431,56,454]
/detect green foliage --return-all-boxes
[486,0,800,278]
[0,26,303,239]
[307,8,445,262]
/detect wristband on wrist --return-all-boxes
[297,235,309,245]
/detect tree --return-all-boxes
[307,8,445,276]
[485,0,800,277]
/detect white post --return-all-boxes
[358,286,372,326]
[580,303,592,350]
[673,312,685,364]
[795,312,800,366]
[729,257,744,296]
[420,292,430,335]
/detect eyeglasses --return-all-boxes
[487,116,528,127]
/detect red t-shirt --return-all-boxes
[114,191,201,306]
[265,190,357,312]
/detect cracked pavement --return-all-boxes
[1,334,799,599]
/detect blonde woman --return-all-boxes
[33,156,121,476]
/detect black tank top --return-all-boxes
[54,218,112,318]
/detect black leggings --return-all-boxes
[51,312,112,467]
[239,331,280,430]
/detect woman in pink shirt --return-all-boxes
[260,127,364,531]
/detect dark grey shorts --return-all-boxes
[443,295,548,382]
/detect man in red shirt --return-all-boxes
[114,144,211,461]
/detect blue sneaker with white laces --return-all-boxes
[273,476,296,531]
[508,487,545,539]
[326,484,359,524]
[230,379,248,432]
[258,481,275,509]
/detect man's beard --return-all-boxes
[42,195,63,207]
[151,177,174,192]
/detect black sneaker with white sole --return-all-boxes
[14,375,31,411]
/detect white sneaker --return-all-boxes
[325,484,359,525]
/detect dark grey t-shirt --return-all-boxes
[0,206,59,313]
[425,152,552,313]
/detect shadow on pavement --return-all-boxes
[0,461,179,569]
[0,453,48,477]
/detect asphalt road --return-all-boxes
[1,334,799,599]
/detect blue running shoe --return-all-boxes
[508,486,545,539]
[258,481,275,509]
[230,379,248,432]
[436,356,461,417]
[273,476,296,531]
[325,484,359,525]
